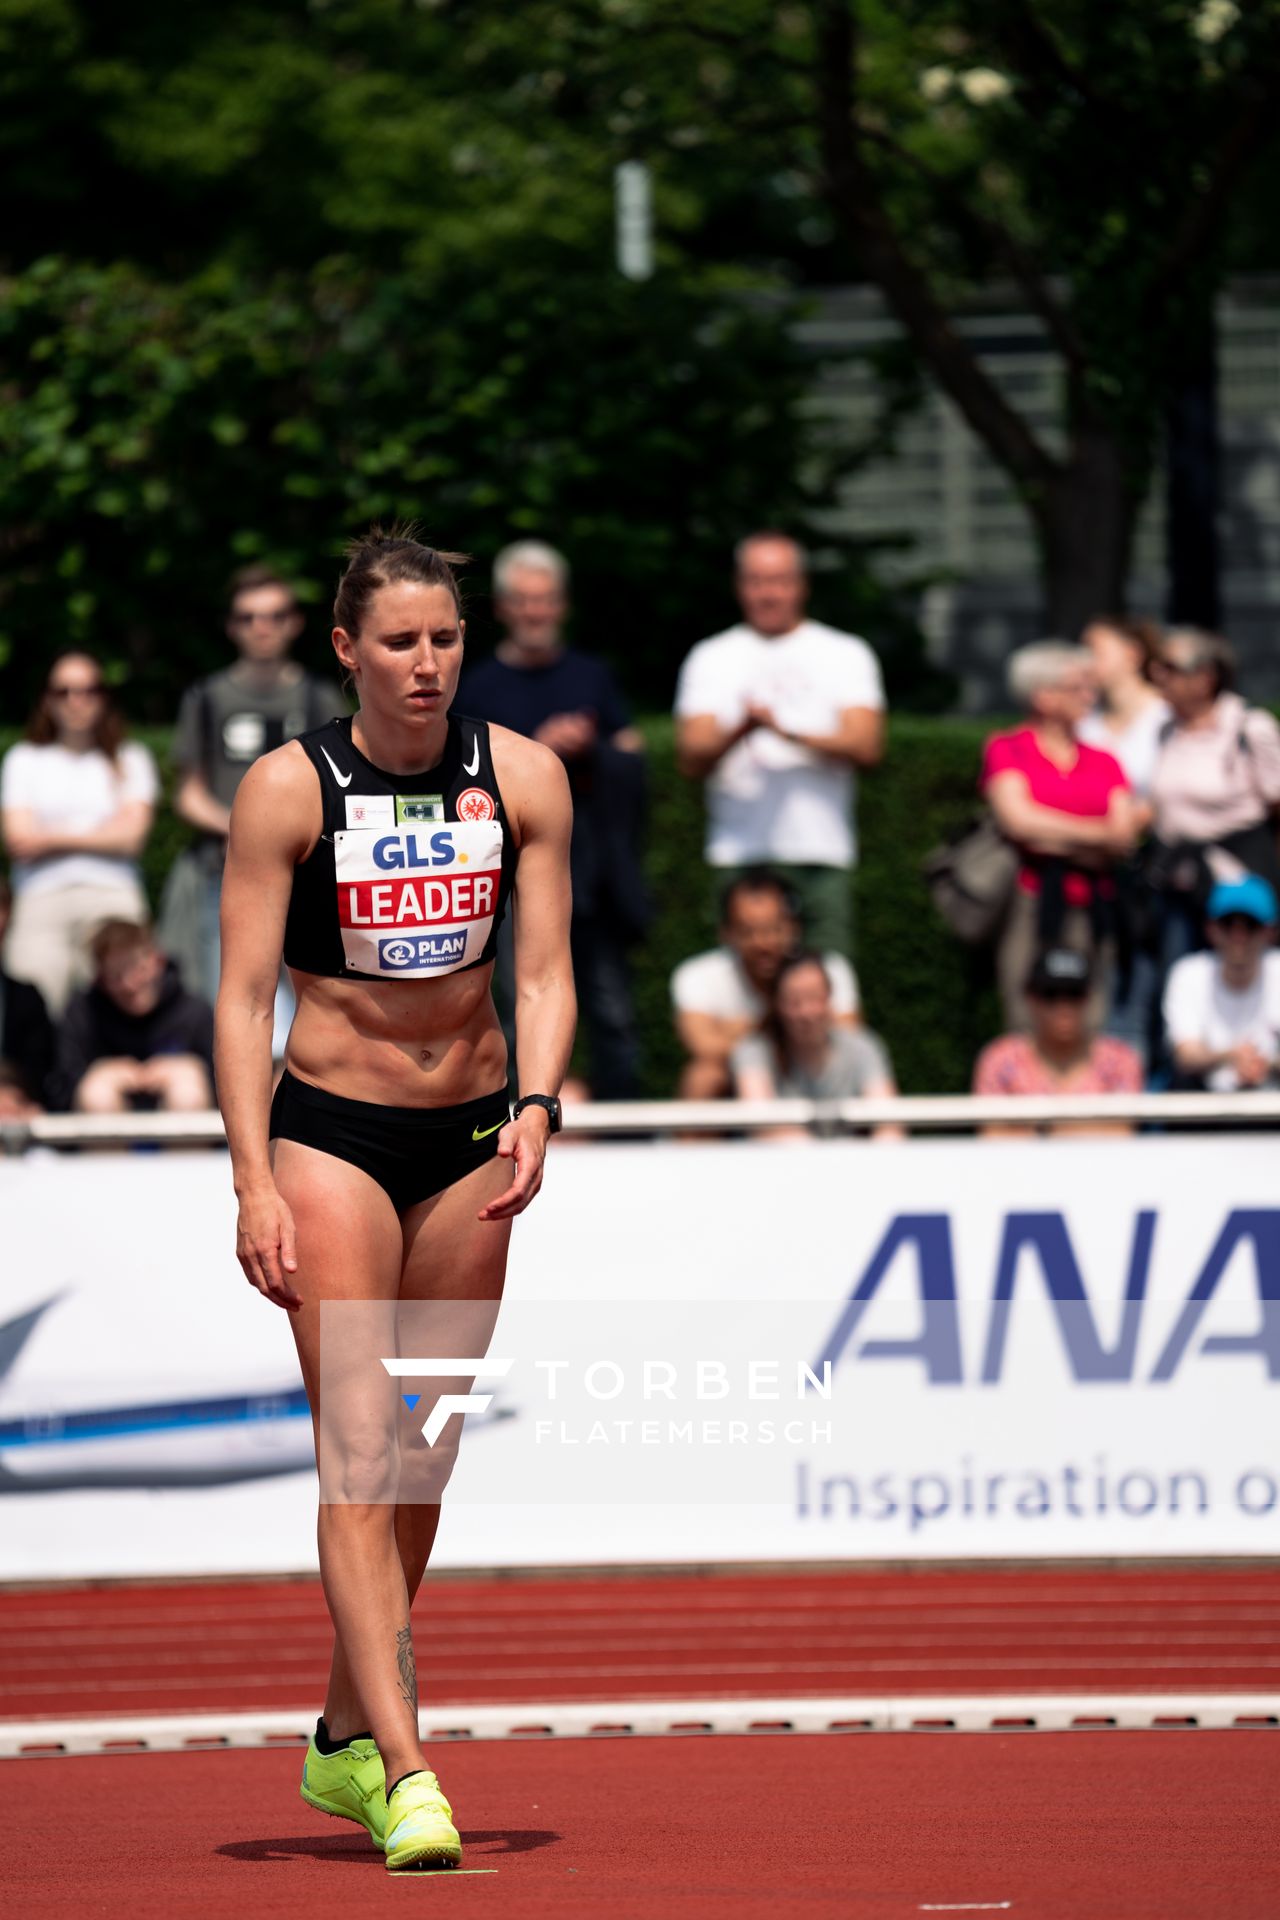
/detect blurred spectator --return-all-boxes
[1079,615,1170,798]
[0,653,157,1017]
[674,532,885,959]
[731,952,898,1138]
[1163,876,1280,1092]
[973,947,1142,1136]
[160,564,343,1052]
[1078,615,1170,1072]
[982,642,1137,1032]
[0,1059,42,1123]
[459,540,649,1099]
[56,920,215,1114]
[671,868,860,1100]
[0,873,56,1109]
[1143,628,1280,977]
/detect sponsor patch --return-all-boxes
[456,787,496,823]
[334,820,503,978]
[344,793,397,830]
[395,793,445,824]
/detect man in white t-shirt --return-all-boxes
[671,868,860,1099]
[673,531,886,957]
[1163,874,1280,1091]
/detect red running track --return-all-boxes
[6,1729,1280,1919]
[2,1564,1279,1721]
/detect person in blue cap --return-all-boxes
[1162,874,1280,1091]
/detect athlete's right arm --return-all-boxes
[214,747,315,1312]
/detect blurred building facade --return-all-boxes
[803,277,1280,709]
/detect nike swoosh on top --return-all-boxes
[320,746,353,788]
[462,735,480,776]
[471,1118,505,1142]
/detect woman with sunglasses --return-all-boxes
[1145,628,1280,979]
[0,653,157,1015]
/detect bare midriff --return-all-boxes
[283,964,508,1107]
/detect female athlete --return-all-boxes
[214,530,575,1872]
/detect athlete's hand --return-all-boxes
[477,1111,550,1221]
[236,1184,304,1311]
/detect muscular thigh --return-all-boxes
[400,1154,514,1303]
[392,1157,514,1414]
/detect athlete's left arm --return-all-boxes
[479,735,577,1221]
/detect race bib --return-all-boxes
[334,821,504,977]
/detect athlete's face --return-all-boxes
[335,581,465,722]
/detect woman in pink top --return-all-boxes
[981,642,1138,1030]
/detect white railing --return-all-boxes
[2,1090,1278,1153]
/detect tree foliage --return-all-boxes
[1,0,949,717]
[5,1,1278,716]
[445,0,1280,627]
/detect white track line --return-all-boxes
[1,1692,1278,1758]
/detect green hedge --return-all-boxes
[1,716,1000,1094]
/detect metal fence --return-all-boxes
[3,1091,1278,1152]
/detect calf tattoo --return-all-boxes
[396,1623,419,1717]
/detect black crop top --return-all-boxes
[283,712,516,981]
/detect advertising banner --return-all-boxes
[0,1136,1276,1579]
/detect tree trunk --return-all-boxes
[1165,304,1221,629]
[1038,428,1141,639]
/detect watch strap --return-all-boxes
[513,1093,562,1133]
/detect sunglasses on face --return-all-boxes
[1159,657,1210,677]
[1034,986,1088,1003]
[1215,914,1266,934]
[230,608,296,628]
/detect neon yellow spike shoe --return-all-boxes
[300,1730,388,1850]
[383,1769,463,1872]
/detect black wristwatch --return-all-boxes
[512,1094,562,1134]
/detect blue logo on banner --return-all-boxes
[808,1208,1280,1385]
[379,933,467,969]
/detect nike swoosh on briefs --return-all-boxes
[471,1119,505,1141]
[462,735,480,776]
[320,746,352,788]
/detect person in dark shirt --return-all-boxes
[459,540,650,1098]
[0,872,56,1109]
[57,918,216,1113]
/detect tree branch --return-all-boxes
[1149,53,1280,310]
[813,0,1061,497]
[856,124,1086,370]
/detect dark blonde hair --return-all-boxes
[25,653,125,763]
[1087,613,1164,681]
[333,525,469,637]
[89,917,154,970]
